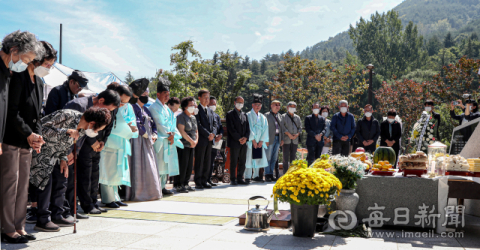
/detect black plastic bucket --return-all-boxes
[290,203,319,237]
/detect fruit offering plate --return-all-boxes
[402,169,427,177]
[371,170,395,176]
[445,171,471,176]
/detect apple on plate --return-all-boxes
[356,147,365,153]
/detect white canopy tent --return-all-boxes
[41,63,126,103]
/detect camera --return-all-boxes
[453,101,459,105]
[463,94,473,104]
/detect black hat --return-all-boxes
[129,78,149,97]
[424,99,434,106]
[157,76,171,93]
[69,70,88,88]
[253,93,263,104]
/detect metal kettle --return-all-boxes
[244,196,275,231]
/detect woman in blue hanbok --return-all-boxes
[99,88,139,207]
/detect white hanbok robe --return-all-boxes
[245,109,269,169]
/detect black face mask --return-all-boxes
[139,96,149,104]
[129,97,138,105]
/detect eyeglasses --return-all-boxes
[272,104,280,106]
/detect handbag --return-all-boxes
[287,114,302,144]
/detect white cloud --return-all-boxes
[271,17,283,26]
[267,27,282,33]
[255,31,262,36]
[30,0,156,77]
[265,0,288,13]
[298,6,331,13]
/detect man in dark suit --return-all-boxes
[305,102,326,166]
[226,96,250,185]
[208,96,223,186]
[194,89,217,189]
[355,104,381,153]
[380,109,402,168]
[44,70,88,116]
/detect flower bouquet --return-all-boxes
[329,155,366,190]
[411,111,439,153]
[329,155,366,213]
[273,159,342,237]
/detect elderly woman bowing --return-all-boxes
[0,30,43,243]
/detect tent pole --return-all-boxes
[59,23,62,64]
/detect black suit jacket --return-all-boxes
[44,81,76,116]
[0,60,10,144]
[4,70,44,149]
[355,116,381,145]
[213,112,224,136]
[226,109,250,148]
[380,120,401,148]
[195,105,217,147]
[304,114,326,146]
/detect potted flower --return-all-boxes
[273,159,342,237]
[329,155,366,213]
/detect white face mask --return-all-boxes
[322,112,328,118]
[387,118,395,123]
[365,112,372,118]
[9,54,28,73]
[187,106,195,114]
[235,103,244,110]
[312,109,320,115]
[193,108,199,115]
[288,107,296,114]
[209,105,217,112]
[85,125,98,138]
[425,106,432,112]
[34,66,50,78]
[340,107,348,113]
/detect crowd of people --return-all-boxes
[1,30,480,245]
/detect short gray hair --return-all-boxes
[339,100,348,106]
[1,30,44,59]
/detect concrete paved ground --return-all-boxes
[2,182,479,250]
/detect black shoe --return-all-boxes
[52,218,74,227]
[1,233,29,243]
[202,183,212,189]
[95,205,108,213]
[64,215,78,223]
[115,201,128,206]
[26,209,38,224]
[76,213,89,219]
[230,180,238,185]
[265,175,273,182]
[177,186,189,193]
[162,188,174,195]
[86,208,102,214]
[272,176,278,181]
[207,181,218,187]
[238,180,249,185]
[253,177,264,183]
[105,202,120,208]
[185,185,195,191]
[22,234,36,241]
[34,221,60,232]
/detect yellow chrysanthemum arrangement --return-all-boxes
[273,159,342,207]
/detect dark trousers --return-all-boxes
[208,149,218,182]
[363,144,376,154]
[274,160,280,179]
[307,142,324,166]
[332,140,350,156]
[194,143,212,186]
[63,163,75,217]
[282,143,298,174]
[229,145,247,181]
[77,137,100,212]
[37,163,68,224]
[175,147,194,187]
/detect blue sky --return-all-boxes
[0,0,403,81]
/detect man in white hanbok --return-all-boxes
[245,94,269,183]
[149,77,183,195]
